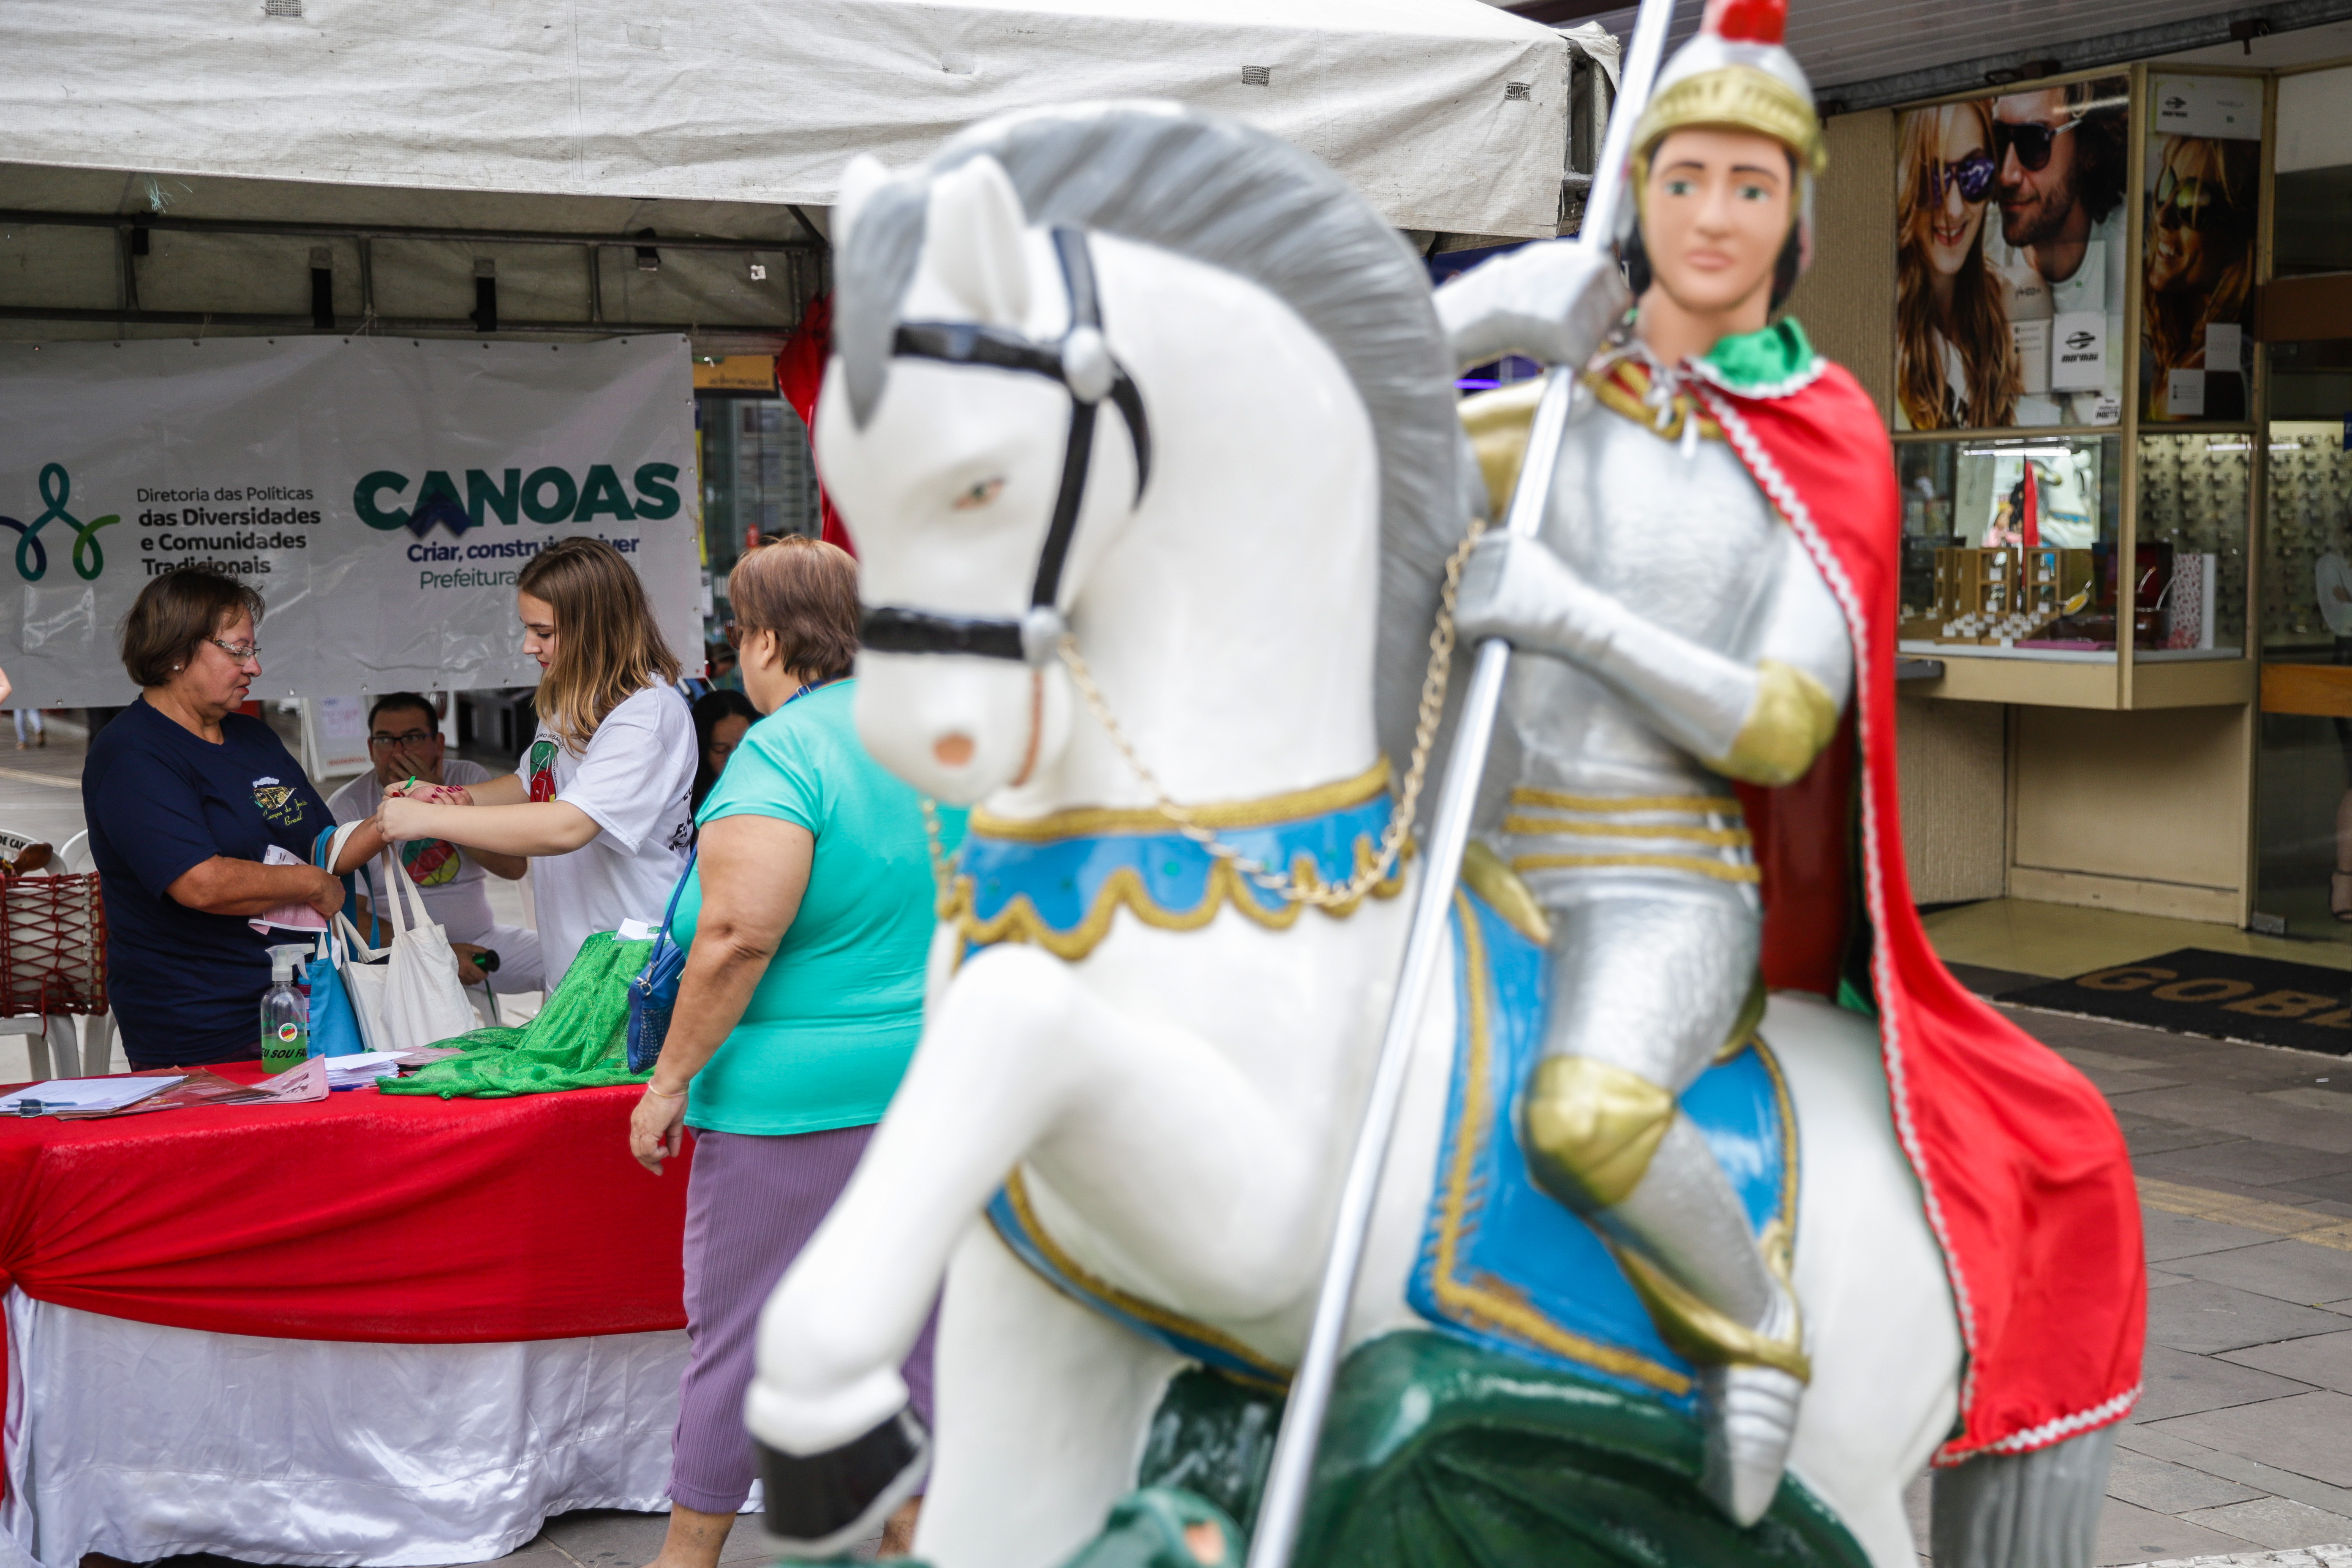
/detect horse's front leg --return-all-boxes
[747,940,1317,1550]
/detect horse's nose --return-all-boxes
[933,733,976,767]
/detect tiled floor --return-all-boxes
[1976,987,2352,1565]
[1924,898,2352,981]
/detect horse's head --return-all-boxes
[818,105,1466,810]
[816,153,1139,803]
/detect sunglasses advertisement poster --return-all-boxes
[2143,76,2262,423]
[1896,76,2131,432]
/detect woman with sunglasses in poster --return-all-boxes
[2145,135,2259,422]
[1895,99,2019,429]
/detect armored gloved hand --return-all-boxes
[1433,239,1631,374]
[1456,532,1824,784]
[1455,531,1617,665]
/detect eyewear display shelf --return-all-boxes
[1889,62,2264,713]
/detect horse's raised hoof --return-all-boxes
[1699,1360,1804,1527]
[757,1408,930,1559]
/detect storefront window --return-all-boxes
[1897,434,2121,654]
[2250,104,2352,940]
[2136,431,2249,657]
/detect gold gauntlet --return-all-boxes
[1711,659,1840,788]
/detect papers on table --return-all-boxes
[324,1051,403,1089]
[3,1076,183,1116]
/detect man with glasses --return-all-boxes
[1993,79,2129,424]
[326,693,544,998]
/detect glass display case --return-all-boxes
[1897,435,2123,656]
[2136,431,2250,658]
[1885,65,2267,705]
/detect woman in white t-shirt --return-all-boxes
[378,538,695,984]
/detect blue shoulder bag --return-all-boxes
[626,845,697,1074]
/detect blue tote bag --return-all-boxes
[626,845,697,1074]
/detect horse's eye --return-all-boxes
[952,477,1006,511]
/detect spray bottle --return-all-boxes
[260,945,311,1073]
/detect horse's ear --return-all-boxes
[925,156,1032,329]
[834,154,890,248]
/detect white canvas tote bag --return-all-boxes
[333,911,392,1056]
[373,848,480,1051]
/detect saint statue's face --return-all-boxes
[1641,127,1794,321]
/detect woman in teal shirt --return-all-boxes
[627,537,958,1567]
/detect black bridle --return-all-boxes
[858,226,1152,666]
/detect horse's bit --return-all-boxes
[858,224,1153,667]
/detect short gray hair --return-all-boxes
[833,101,1472,780]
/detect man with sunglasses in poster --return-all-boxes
[1993,80,2129,426]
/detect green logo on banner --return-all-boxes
[3,464,120,582]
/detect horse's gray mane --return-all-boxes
[834,101,1476,789]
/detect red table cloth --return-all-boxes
[0,1067,691,1379]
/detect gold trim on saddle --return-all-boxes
[1426,892,1695,1396]
[945,839,1403,962]
[947,759,1406,963]
[969,758,1390,841]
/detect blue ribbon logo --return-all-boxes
[1,465,120,582]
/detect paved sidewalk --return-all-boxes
[1968,999,2352,1566]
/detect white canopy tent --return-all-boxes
[0,0,1570,248]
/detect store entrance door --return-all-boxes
[2250,146,2352,936]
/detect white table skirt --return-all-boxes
[2,1289,724,1568]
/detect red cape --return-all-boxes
[1693,363,2145,1465]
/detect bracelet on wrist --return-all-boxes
[645,1081,686,1100]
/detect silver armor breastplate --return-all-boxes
[1502,383,1786,800]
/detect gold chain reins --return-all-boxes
[921,523,1483,914]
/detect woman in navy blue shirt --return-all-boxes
[84,570,389,1067]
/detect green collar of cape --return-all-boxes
[1692,316,1823,399]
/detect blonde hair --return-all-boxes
[2145,135,2258,400]
[517,538,681,751]
[1895,100,2020,430]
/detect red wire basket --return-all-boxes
[1,872,108,1017]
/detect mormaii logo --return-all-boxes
[2,463,121,582]
[356,463,682,539]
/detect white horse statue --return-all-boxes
[741,104,2088,1568]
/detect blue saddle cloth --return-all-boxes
[1410,887,1794,1416]
[985,878,1794,1416]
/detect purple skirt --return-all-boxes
[670,1124,938,1515]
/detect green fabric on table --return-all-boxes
[678,680,964,1138]
[377,931,654,1099]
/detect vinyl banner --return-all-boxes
[0,335,698,707]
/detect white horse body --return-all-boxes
[753,145,1962,1568]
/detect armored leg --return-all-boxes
[1516,881,1806,1525]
